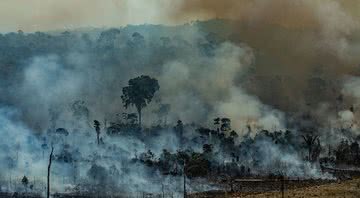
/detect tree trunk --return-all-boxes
[47,146,54,198]
[137,107,142,128]
[97,132,100,145]
[161,183,165,198]
[230,177,234,192]
[183,162,187,198]
[280,175,285,198]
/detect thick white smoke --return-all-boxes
[157,42,285,134]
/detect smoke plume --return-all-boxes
[175,0,360,113]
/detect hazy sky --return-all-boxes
[0,0,194,32]
[1,0,360,32]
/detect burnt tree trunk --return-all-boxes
[230,177,234,193]
[47,146,54,198]
[183,162,187,198]
[97,131,100,145]
[137,107,142,128]
[280,175,285,198]
[308,147,312,161]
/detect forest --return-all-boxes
[0,20,360,197]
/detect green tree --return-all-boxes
[121,75,159,127]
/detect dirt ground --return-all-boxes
[241,179,360,198]
[191,178,360,198]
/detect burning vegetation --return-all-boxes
[0,17,360,197]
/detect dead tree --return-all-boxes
[213,118,220,133]
[280,175,285,198]
[302,134,319,161]
[229,176,235,193]
[183,162,187,198]
[94,120,101,145]
[47,146,54,198]
[161,183,165,198]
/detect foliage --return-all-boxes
[21,176,29,187]
[87,164,108,184]
[121,75,159,126]
[335,140,360,166]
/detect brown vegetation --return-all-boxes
[191,178,360,198]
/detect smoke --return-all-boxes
[17,55,84,129]
[157,41,284,133]
[0,24,286,193]
[174,0,360,113]
[338,76,360,136]
[214,87,285,134]
[253,139,332,179]
[1,1,360,193]
[0,107,47,192]
[3,0,360,116]
[0,0,181,32]
[0,27,284,135]
[343,76,360,99]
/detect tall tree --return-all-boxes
[47,146,54,198]
[121,75,159,127]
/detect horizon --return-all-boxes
[0,0,199,32]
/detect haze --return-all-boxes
[0,0,188,32]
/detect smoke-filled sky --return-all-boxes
[0,0,181,32]
[2,0,360,127]
[1,0,359,32]
[2,0,360,78]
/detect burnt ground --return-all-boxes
[189,178,336,198]
[0,192,42,198]
[0,178,347,198]
[0,179,338,198]
[232,178,360,198]
[188,166,360,197]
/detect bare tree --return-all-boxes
[302,134,319,161]
[280,175,285,198]
[47,146,54,198]
[183,161,187,198]
[213,118,220,133]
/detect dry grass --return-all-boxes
[190,178,360,198]
[232,178,360,198]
